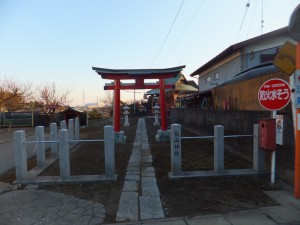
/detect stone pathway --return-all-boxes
[116,118,164,222]
[0,189,105,225]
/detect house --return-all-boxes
[61,107,87,126]
[189,27,296,110]
[145,74,198,112]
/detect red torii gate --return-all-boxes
[92,66,186,134]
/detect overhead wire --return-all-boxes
[150,0,185,67]
[236,0,251,43]
[246,0,259,38]
[165,0,205,57]
[261,0,264,34]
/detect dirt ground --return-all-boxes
[0,117,279,223]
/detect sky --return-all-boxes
[0,0,299,106]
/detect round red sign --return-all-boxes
[258,78,291,110]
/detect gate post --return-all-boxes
[14,130,27,182]
[171,124,181,176]
[104,125,115,179]
[60,120,66,129]
[35,126,45,168]
[50,123,58,158]
[253,124,264,172]
[214,125,224,173]
[68,119,74,141]
[75,117,80,141]
[59,129,70,179]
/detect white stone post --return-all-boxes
[60,120,66,129]
[123,105,130,127]
[14,130,27,182]
[253,124,264,172]
[68,119,74,141]
[214,125,224,173]
[153,104,160,126]
[75,117,80,141]
[104,125,115,179]
[50,123,58,158]
[171,124,181,176]
[59,129,70,179]
[35,126,45,168]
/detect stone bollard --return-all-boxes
[68,119,74,141]
[60,120,66,129]
[123,105,130,127]
[104,125,115,179]
[170,124,182,176]
[214,125,224,173]
[50,123,58,158]
[59,129,70,179]
[153,103,160,126]
[74,117,80,141]
[35,126,45,168]
[14,130,28,182]
[253,124,264,172]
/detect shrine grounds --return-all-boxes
[0,117,284,223]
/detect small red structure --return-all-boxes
[93,66,185,138]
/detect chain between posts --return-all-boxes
[181,134,253,140]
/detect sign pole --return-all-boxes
[288,4,300,198]
[295,43,300,198]
[271,110,277,185]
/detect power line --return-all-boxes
[246,0,259,38]
[236,0,251,43]
[165,0,205,57]
[261,0,264,34]
[151,0,185,67]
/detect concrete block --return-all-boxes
[189,214,231,225]
[116,192,138,222]
[261,205,300,224]
[226,209,277,225]
[139,196,164,220]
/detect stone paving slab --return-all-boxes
[123,180,138,192]
[139,196,165,220]
[142,177,157,187]
[125,174,140,181]
[261,205,300,224]
[127,166,140,171]
[189,214,231,225]
[0,190,105,225]
[116,192,139,222]
[142,186,160,196]
[127,170,141,175]
[142,219,186,225]
[264,190,300,209]
[225,209,277,225]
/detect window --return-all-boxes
[206,76,211,83]
[214,72,219,80]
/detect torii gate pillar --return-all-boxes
[114,79,121,132]
[159,78,167,131]
[113,79,126,142]
[154,78,171,142]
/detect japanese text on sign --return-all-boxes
[259,89,290,101]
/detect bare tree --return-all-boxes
[35,82,71,114]
[100,91,114,116]
[0,77,33,111]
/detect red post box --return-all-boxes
[259,118,276,150]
